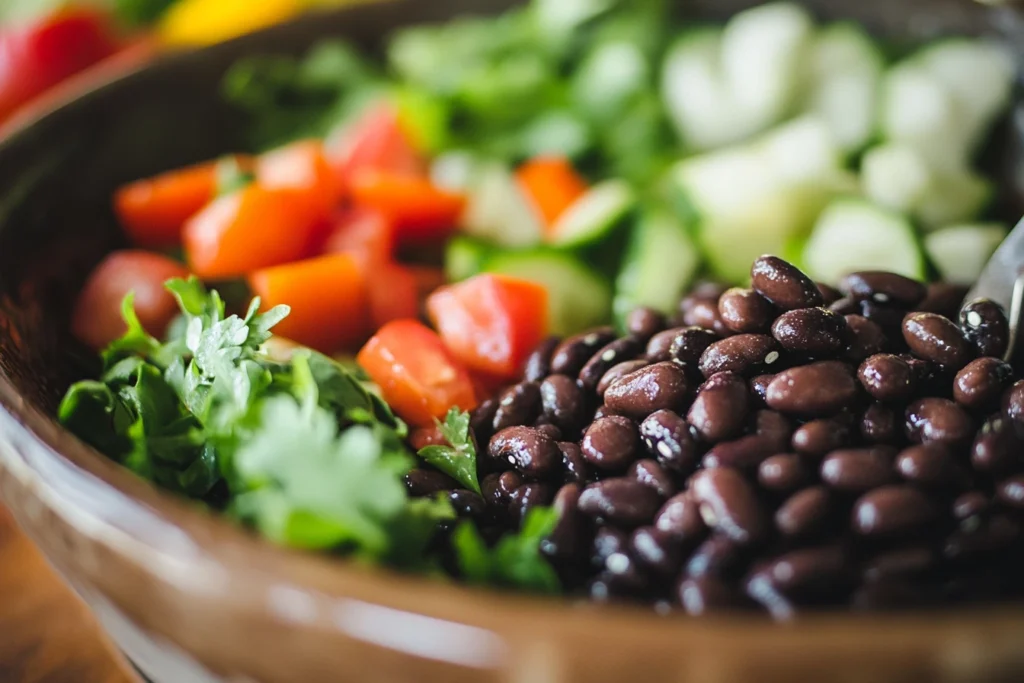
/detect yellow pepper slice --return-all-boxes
[158,0,304,46]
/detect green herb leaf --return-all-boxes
[452,507,561,593]
[416,407,480,493]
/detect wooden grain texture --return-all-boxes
[0,505,138,683]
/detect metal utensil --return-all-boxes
[965,215,1024,362]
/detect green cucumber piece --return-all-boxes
[445,235,491,282]
[803,199,925,284]
[484,251,611,335]
[881,62,968,168]
[924,223,1007,285]
[572,40,650,124]
[549,179,636,248]
[461,163,543,248]
[614,209,700,320]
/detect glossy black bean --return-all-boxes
[581,416,640,472]
[750,255,823,310]
[755,410,793,449]
[1004,380,1024,423]
[791,414,854,457]
[702,434,780,472]
[550,327,616,377]
[686,535,749,579]
[765,361,859,416]
[820,447,897,492]
[687,371,749,443]
[775,486,833,538]
[625,307,666,340]
[758,453,808,492]
[489,426,560,479]
[578,478,663,528]
[590,526,628,568]
[816,282,842,306]
[954,357,1013,412]
[676,577,742,615]
[771,307,847,355]
[843,314,887,363]
[668,327,720,366]
[839,271,926,307]
[749,374,774,406]
[448,489,487,518]
[895,443,962,488]
[699,334,783,378]
[691,468,767,545]
[905,398,974,450]
[829,297,859,316]
[683,298,729,336]
[719,287,775,333]
[469,398,499,445]
[639,409,698,475]
[903,312,973,369]
[862,546,935,583]
[492,382,541,432]
[852,485,937,536]
[654,492,708,543]
[996,475,1024,509]
[628,459,677,499]
[596,359,648,399]
[604,362,689,419]
[860,403,902,444]
[523,336,561,382]
[557,441,590,485]
[857,354,914,402]
[943,514,1021,561]
[918,282,969,319]
[971,415,1022,475]
[534,422,563,441]
[952,491,990,521]
[578,337,643,392]
[747,544,849,602]
[481,471,523,508]
[508,483,555,524]
[630,526,684,578]
[404,469,459,497]
[539,374,587,438]
[541,484,585,563]
[959,299,1010,359]
[859,300,908,335]
[645,326,690,362]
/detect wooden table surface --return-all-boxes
[0,505,139,683]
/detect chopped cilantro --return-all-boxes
[452,507,561,593]
[416,407,481,493]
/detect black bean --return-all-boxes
[550,327,616,376]
[719,287,775,333]
[905,398,974,450]
[858,354,914,402]
[758,453,808,492]
[492,382,541,432]
[971,415,1022,475]
[816,282,842,306]
[581,416,639,472]
[953,491,990,521]
[654,492,708,543]
[683,298,729,336]
[578,478,663,528]
[843,314,887,363]
[776,486,833,538]
[481,471,523,508]
[771,307,847,355]
[859,300,908,336]
[953,357,1013,412]
[944,514,1021,561]
[448,489,487,518]
[630,526,684,578]
[523,336,561,382]
[820,447,897,492]
[862,546,935,583]
[591,526,628,568]
[489,426,560,479]
[1004,380,1024,423]
[508,483,555,524]
[645,326,689,362]
[534,422,563,441]
[702,434,779,472]
[591,404,620,420]
[747,545,849,602]
[596,359,648,399]
[604,362,689,419]
[750,255,823,310]
[860,403,902,444]
[839,271,926,308]
[639,409,698,475]
[686,535,748,579]
[625,307,666,340]
[404,469,459,497]
[918,282,969,318]
[557,441,590,485]
[749,374,774,406]
[852,485,936,536]
[792,414,854,457]
[539,374,587,438]
[699,334,783,378]
[687,371,749,443]
[829,297,859,316]
[470,398,499,445]
[541,483,586,562]
[895,443,961,487]
[578,337,643,392]
[691,468,767,545]
[765,361,859,416]
[851,581,931,611]
[668,327,720,366]
[755,410,793,449]
[959,299,1010,359]
[996,475,1024,509]
[903,312,973,369]
[628,459,677,499]
[676,576,741,615]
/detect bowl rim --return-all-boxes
[0,2,1023,666]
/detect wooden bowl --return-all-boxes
[1,1,1023,681]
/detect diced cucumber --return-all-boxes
[445,235,491,282]
[755,115,852,188]
[924,223,1007,285]
[549,179,636,248]
[880,62,968,168]
[572,40,650,123]
[532,0,614,41]
[802,23,884,152]
[461,163,543,247]
[517,109,592,160]
[484,251,612,335]
[614,209,700,320]
[802,199,925,284]
[430,151,479,192]
[662,29,733,151]
[914,168,993,230]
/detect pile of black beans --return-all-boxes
[404,255,1024,619]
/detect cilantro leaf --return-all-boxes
[416,407,480,494]
[451,507,561,594]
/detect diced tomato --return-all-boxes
[325,103,425,188]
[427,274,548,379]
[114,159,243,249]
[248,253,370,353]
[183,184,324,279]
[71,250,190,351]
[357,320,477,427]
[367,263,420,328]
[349,171,465,245]
[255,140,339,218]
[0,9,119,124]
[321,207,394,266]
[409,424,448,451]
[515,156,588,233]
